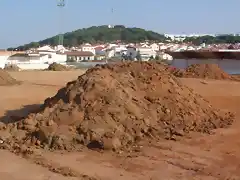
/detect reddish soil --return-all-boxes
[185,64,232,79]
[0,62,234,153]
[0,68,240,179]
[171,64,233,80]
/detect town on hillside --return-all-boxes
[1,38,240,70]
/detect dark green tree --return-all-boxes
[155,55,160,60]
[149,55,154,60]
[183,35,240,45]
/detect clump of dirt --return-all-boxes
[47,63,68,71]
[4,64,20,71]
[173,64,232,80]
[0,62,234,152]
[167,66,185,77]
[0,69,20,86]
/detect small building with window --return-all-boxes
[65,51,94,62]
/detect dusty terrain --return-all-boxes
[1,69,240,180]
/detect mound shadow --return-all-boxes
[0,104,42,124]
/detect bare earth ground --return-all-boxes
[1,70,240,180]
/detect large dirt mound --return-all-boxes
[1,62,234,152]
[47,63,68,71]
[0,69,20,86]
[173,64,232,80]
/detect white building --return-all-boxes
[6,51,67,70]
[106,43,118,49]
[6,53,49,70]
[150,43,160,51]
[126,46,157,61]
[54,45,67,52]
[37,45,55,52]
[140,43,150,48]
[138,47,157,60]
[158,52,173,62]
[65,51,94,62]
[113,45,127,57]
[37,50,67,64]
[105,45,127,58]
[80,44,96,55]
[0,50,20,68]
[105,48,115,58]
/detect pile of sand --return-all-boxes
[0,62,234,152]
[4,64,20,71]
[172,64,232,80]
[47,63,68,71]
[0,69,20,86]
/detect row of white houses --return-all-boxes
[0,43,176,70]
[0,48,95,70]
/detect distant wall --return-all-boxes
[168,51,240,60]
[172,59,240,74]
[219,59,240,74]
[0,56,8,68]
[51,54,67,63]
[17,63,49,70]
[168,51,240,74]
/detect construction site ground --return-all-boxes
[1,70,240,180]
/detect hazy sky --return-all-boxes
[0,0,239,48]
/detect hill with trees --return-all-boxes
[184,35,240,45]
[8,25,169,51]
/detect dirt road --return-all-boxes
[1,71,240,180]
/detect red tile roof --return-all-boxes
[64,51,94,56]
[95,46,104,51]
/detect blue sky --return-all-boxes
[0,0,239,48]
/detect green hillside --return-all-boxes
[8,25,168,50]
[184,35,240,45]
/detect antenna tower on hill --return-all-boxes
[108,7,114,28]
[57,0,65,45]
